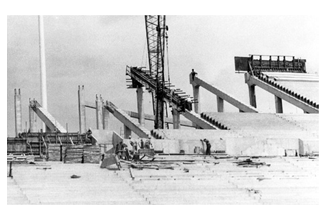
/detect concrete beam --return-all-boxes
[14,89,22,137]
[30,100,67,133]
[124,125,131,139]
[191,74,258,113]
[84,101,96,109]
[246,73,318,113]
[104,101,151,138]
[123,110,194,127]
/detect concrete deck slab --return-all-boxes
[7,157,318,205]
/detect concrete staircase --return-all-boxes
[255,72,318,109]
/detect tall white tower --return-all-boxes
[38,15,48,131]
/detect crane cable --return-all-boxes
[141,39,147,68]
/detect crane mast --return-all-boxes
[145,15,167,129]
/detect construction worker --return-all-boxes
[144,137,154,149]
[140,138,144,149]
[190,69,198,81]
[204,139,211,155]
[129,135,139,161]
[120,141,130,160]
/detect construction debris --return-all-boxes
[70,174,81,179]
[234,158,270,168]
[7,154,28,163]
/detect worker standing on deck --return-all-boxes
[190,69,197,81]
[204,139,211,155]
[121,141,130,160]
[144,137,154,149]
[129,135,138,161]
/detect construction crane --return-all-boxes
[145,15,168,129]
[126,16,194,128]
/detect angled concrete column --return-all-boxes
[136,87,145,126]
[124,125,131,138]
[275,95,283,113]
[78,85,86,133]
[172,108,181,129]
[96,95,103,130]
[103,106,110,130]
[14,89,22,137]
[248,84,257,108]
[216,95,224,112]
[29,99,37,132]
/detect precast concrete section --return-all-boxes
[245,72,318,113]
[189,72,258,113]
[29,100,67,133]
[124,110,194,127]
[7,157,318,205]
[104,101,151,138]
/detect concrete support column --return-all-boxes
[29,99,37,132]
[216,95,224,112]
[14,89,22,137]
[172,108,181,129]
[78,85,86,133]
[275,95,283,113]
[96,95,103,130]
[136,87,145,126]
[248,84,257,108]
[103,107,110,130]
[124,125,131,139]
[193,85,200,114]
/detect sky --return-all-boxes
[7,15,319,137]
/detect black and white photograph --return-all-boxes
[4,2,322,213]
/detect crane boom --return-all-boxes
[145,15,167,129]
